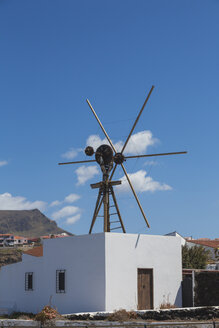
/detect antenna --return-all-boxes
[59,86,187,233]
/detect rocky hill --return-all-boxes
[0,248,22,267]
[0,209,71,237]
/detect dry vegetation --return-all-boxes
[160,302,176,309]
[108,309,138,321]
[35,305,62,323]
[0,248,22,267]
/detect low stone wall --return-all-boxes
[66,306,219,321]
[0,307,218,327]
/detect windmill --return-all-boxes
[59,86,187,233]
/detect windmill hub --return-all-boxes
[114,152,125,165]
[95,144,113,166]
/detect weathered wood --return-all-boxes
[91,182,103,189]
[138,268,153,310]
[91,181,121,189]
[89,190,103,234]
[110,186,126,233]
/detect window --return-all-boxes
[25,272,33,291]
[56,270,66,293]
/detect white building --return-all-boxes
[0,233,182,314]
[0,234,28,247]
[0,234,14,247]
[14,236,28,246]
[165,231,186,246]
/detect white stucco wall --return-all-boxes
[165,232,186,246]
[0,234,106,314]
[105,233,182,311]
[0,233,182,314]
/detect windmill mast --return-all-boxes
[103,175,109,232]
[90,162,125,233]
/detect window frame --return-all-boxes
[25,272,33,291]
[56,269,66,293]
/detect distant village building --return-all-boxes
[186,238,219,270]
[0,233,182,314]
[0,233,70,248]
[0,234,29,247]
[40,233,70,241]
[165,231,219,270]
[0,234,14,247]
[14,236,28,246]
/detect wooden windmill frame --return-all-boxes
[59,86,187,233]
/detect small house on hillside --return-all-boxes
[0,234,29,247]
[0,234,14,247]
[14,236,28,246]
[0,233,182,314]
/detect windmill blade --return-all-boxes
[121,85,154,154]
[109,87,154,181]
[86,99,117,153]
[121,163,150,228]
[59,159,96,165]
[125,151,187,159]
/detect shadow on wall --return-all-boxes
[174,285,182,308]
[135,234,140,248]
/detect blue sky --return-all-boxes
[0,0,219,238]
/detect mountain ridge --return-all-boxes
[0,209,71,237]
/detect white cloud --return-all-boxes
[144,160,157,166]
[75,165,99,185]
[86,135,108,151]
[64,193,80,203]
[0,161,8,167]
[0,192,47,211]
[86,130,157,155]
[50,193,80,207]
[50,200,61,207]
[52,206,80,220]
[61,148,78,160]
[116,170,172,193]
[65,214,81,225]
[121,131,157,155]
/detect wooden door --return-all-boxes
[138,268,153,310]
